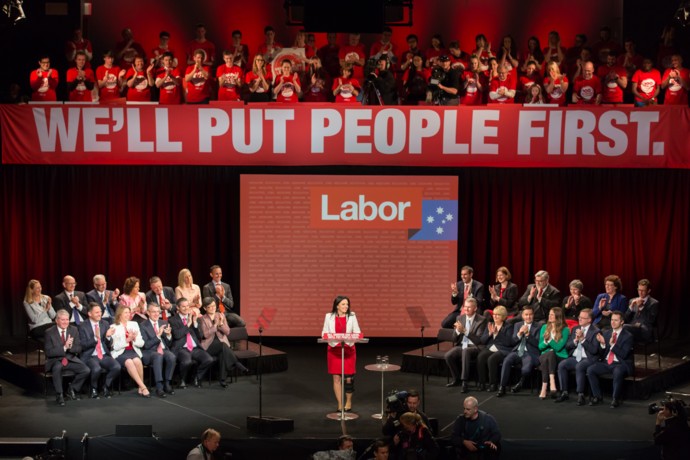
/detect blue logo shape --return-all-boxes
[409,200,458,241]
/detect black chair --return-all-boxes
[25,324,43,367]
[226,327,259,381]
[423,328,455,382]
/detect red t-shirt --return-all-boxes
[597,65,627,103]
[461,71,484,106]
[543,76,569,106]
[216,64,244,101]
[124,68,151,102]
[573,75,602,104]
[333,76,360,103]
[339,44,367,81]
[96,65,122,101]
[156,67,182,105]
[661,67,689,105]
[275,74,301,103]
[185,65,212,103]
[187,40,216,65]
[245,70,273,94]
[489,76,516,104]
[632,69,661,103]
[30,69,59,102]
[66,67,96,102]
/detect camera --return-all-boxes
[648,397,687,416]
[429,66,444,87]
[386,390,408,415]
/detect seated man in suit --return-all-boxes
[497,305,543,396]
[53,275,88,325]
[515,270,561,324]
[85,274,119,323]
[145,276,177,320]
[201,265,245,327]
[624,279,659,343]
[44,310,91,406]
[555,308,601,405]
[444,297,488,392]
[78,302,121,398]
[586,310,634,408]
[140,303,176,397]
[443,265,485,328]
[169,297,214,388]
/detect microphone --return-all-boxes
[61,430,66,439]
[258,327,264,334]
[81,432,88,443]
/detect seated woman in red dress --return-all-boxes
[322,295,361,412]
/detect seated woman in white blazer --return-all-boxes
[322,296,361,412]
[110,304,150,398]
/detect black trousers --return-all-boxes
[206,338,240,381]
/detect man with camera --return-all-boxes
[653,399,690,460]
[363,54,398,105]
[430,55,460,106]
[382,389,432,437]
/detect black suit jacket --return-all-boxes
[481,322,514,354]
[44,324,84,370]
[451,279,485,310]
[565,324,601,359]
[53,291,88,322]
[489,282,519,316]
[78,319,113,359]
[145,287,177,316]
[510,320,544,356]
[85,289,118,319]
[201,281,234,311]
[624,296,659,329]
[139,319,173,353]
[452,314,488,347]
[518,284,561,322]
[168,314,204,352]
[601,327,634,374]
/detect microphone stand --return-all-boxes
[420,325,426,413]
[258,326,263,419]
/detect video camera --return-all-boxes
[386,390,409,415]
[428,66,445,88]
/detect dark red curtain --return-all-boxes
[2,166,688,339]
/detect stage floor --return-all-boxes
[1,341,688,459]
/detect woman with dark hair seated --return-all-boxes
[198,297,248,387]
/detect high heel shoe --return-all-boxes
[139,387,151,398]
[549,390,558,399]
[538,391,547,400]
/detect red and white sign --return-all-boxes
[2,105,689,168]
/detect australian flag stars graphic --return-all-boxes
[409,200,458,241]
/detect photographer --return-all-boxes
[430,55,460,106]
[363,54,398,105]
[653,399,690,460]
[383,390,431,437]
[392,412,439,460]
[451,397,501,460]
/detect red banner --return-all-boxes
[2,104,689,168]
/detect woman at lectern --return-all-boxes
[322,295,360,412]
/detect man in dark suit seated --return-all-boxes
[145,276,177,320]
[515,270,561,323]
[140,303,176,397]
[78,302,121,398]
[497,305,543,396]
[442,265,486,328]
[85,274,119,323]
[201,264,245,327]
[555,308,601,405]
[444,297,488,393]
[53,275,88,325]
[169,297,213,388]
[44,310,90,406]
[586,310,634,408]
[624,279,659,343]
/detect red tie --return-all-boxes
[607,331,618,365]
[154,323,163,354]
[464,284,470,300]
[95,323,103,359]
[182,316,194,351]
[60,330,68,366]
[159,295,168,320]
[538,288,544,299]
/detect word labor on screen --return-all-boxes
[1,105,687,167]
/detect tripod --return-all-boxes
[361,78,383,105]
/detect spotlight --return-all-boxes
[2,0,26,24]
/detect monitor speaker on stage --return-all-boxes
[115,425,153,437]
[246,415,294,436]
[303,0,385,33]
